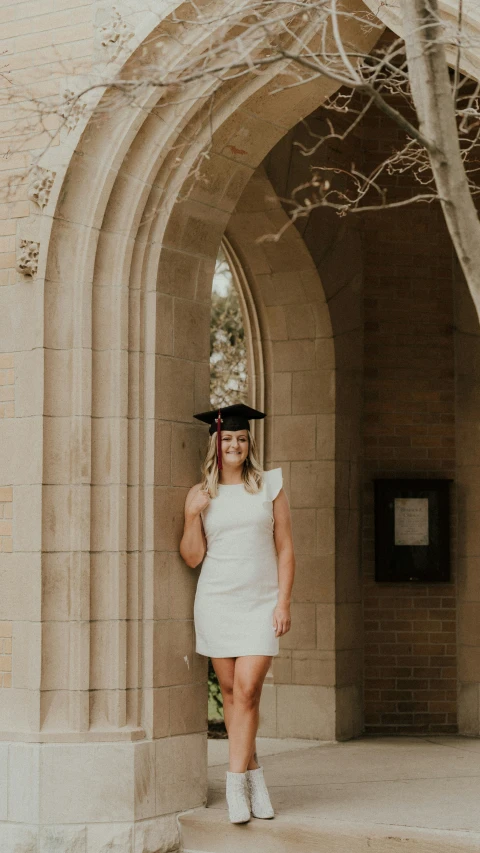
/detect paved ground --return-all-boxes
[207,735,480,836]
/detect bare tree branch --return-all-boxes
[401,0,480,316]
[3,0,480,319]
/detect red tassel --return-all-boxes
[216,409,222,470]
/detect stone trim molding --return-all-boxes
[98,4,135,61]
[16,239,39,277]
[59,88,87,132]
[28,167,55,211]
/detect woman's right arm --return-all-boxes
[179,485,210,568]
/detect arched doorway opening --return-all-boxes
[210,244,249,410]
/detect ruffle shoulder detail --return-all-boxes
[262,467,283,503]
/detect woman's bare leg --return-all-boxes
[210,656,235,733]
[229,655,272,773]
[211,656,269,771]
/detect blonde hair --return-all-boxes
[201,430,263,498]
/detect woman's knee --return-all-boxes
[211,659,235,698]
[221,682,234,703]
[233,682,262,708]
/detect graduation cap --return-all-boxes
[193,403,265,470]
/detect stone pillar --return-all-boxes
[264,137,366,739]
[455,257,480,735]
[0,136,212,853]
[227,170,339,741]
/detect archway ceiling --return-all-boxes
[48,0,384,239]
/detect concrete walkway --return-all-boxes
[179,736,480,852]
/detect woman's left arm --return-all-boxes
[272,488,296,637]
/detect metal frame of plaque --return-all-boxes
[373,478,452,583]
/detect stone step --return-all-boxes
[178,806,480,853]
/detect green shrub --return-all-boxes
[208,658,224,721]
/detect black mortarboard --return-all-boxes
[193,403,265,470]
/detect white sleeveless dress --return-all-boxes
[194,468,283,657]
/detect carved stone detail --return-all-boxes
[99,6,134,61]
[39,826,87,853]
[17,240,40,277]
[92,826,133,852]
[59,89,86,132]
[133,814,179,853]
[28,168,55,210]
[0,826,37,853]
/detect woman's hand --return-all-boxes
[180,486,210,567]
[185,487,211,520]
[273,602,291,637]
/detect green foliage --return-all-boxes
[210,252,248,408]
[208,657,224,720]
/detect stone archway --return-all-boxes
[1,3,382,848]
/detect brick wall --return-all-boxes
[360,106,457,734]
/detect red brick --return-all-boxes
[366,679,396,690]
[381,713,414,724]
[398,702,428,713]
[416,690,448,702]
[429,701,457,713]
[431,656,455,667]
[441,667,457,679]
[397,679,429,690]
[413,667,441,679]
[381,691,413,701]
[385,667,414,677]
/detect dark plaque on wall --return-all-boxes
[373,479,452,583]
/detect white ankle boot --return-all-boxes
[246,765,275,818]
[225,771,251,823]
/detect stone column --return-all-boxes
[227,171,339,741]
[0,154,211,853]
[455,258,480,734]
[264,135,366,739]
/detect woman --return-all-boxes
[179,403,296,824]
